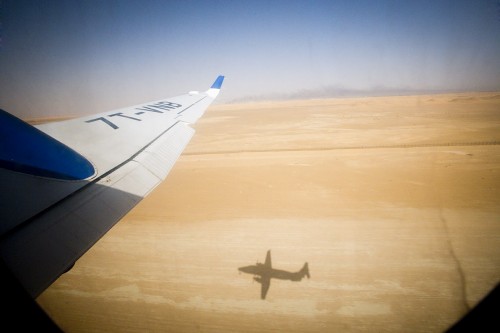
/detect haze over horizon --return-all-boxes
[1,0,500,118]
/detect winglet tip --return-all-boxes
[210,75,225,89]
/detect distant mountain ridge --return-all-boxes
[227,87,499,104]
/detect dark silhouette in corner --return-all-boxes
[238,250,309,299]
[0,258,63,332]
[445,282,499,333]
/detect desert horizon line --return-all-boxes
[23,89,500,124]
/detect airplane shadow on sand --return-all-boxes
[238,249,310,300]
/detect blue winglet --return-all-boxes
[0,109,95,180]
[210,75,225,89]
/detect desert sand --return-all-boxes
[36,92,500,332]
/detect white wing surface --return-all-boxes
[0,75,224,298]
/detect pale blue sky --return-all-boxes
[1,0,499,118]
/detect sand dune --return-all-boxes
[37,92,500,332]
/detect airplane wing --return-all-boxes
[0,75,224,299]
[261,276,271,300]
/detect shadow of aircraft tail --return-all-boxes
[301,262,310,279]
[289,262,310,281]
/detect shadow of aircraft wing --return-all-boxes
[261,276,271,300]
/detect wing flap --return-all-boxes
[135,122,195,180]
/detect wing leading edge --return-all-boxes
[0,75,224,298]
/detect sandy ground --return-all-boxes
[36,92,500,332]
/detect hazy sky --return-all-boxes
[1,0,499,118]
